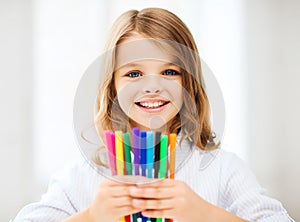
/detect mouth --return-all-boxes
[135,100,170,109]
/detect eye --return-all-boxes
[126,71,142,78]
[163,69,180,76]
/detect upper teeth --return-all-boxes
[140,101,164,108]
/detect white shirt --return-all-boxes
[13,140,294,222]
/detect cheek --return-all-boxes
[116,82,137,115]
[117,89,130,115]
[175,88,184,110]
[166,80,184,110]
[176,79,184,108]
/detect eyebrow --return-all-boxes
[119,63,141,69]
[118,62,180,70]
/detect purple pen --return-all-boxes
[132,128,142,222]
[132,127,140,176]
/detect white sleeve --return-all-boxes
[219,152,294,222]
[12,177,77,222]
[12,160,94,222]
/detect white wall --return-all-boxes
[177,0,247,159]
[0,0,34,221]
[0,0,109,221]
[246,0,300,220]
[32,0,108,188]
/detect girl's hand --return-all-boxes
[129,178,210,221]
[87,177,142,222]
[129,179,247,222]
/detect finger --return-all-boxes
[141,208,174,219]
[112,196,134,207]
[109,186,134,197]
[136,178,176,188]
[132,198,174,210]
[100,177,137,186]
[129,186,174,199]
[114,205,144,217]
[113,175,154,184]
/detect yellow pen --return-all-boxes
[115,131,126,222]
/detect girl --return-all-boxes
[13,7,294,222]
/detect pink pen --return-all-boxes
[104,130,117,176]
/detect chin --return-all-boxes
[130,117,169,132]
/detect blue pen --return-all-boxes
[140,131,147,177]
[140,131,148,222]
[146,131,154,178]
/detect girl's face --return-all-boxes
[114,36,183,131]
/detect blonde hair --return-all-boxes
[94,8,219,150]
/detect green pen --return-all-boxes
[159,135,168,178]
[157,134,168,222]
[123,132,132,175]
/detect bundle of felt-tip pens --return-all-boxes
[104,127,176,222]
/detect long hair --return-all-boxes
[94,8,219,150]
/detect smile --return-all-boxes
[135,100,170,109]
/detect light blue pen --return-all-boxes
[146,131,154,222]
[146,131,154,178]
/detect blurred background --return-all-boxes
[0,0,299,221]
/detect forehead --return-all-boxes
[115,37,179,70]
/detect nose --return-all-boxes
[142,75,162,94]
[144,88,161,93]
